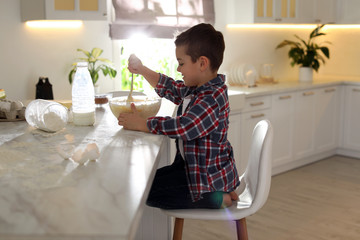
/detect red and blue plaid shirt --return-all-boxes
[147,73,240,201]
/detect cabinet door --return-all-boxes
[45,0,107,20]
[271,92,295,167]
[255,0,299,23]
[315,0,337,23]
[337,0,360,23]
[293,89,316,160]
[314,86,340,152]
[343,86,360,150]
[298,0,336,23]
[239,109,271,174]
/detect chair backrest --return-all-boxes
[239,119,273,214]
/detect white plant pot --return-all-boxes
[299,67,313,82]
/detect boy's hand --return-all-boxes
[128,54,144,74]
[117,103,150,132]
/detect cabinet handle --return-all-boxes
[324,88,335,92]
[324,88,336,93]
[353,88,360,92]
[303,91,314,96]
[279,95,292,100]
[251,113,265,119]
[250,102,264,107]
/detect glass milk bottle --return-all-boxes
[72,62,95,126]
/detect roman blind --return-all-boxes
[109,0,215,39]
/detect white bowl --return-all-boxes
[109,95,161,119]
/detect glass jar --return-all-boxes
[25,99,68,132]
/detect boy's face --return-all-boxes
[175,45,201,87]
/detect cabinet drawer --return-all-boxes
[243,95,271,112]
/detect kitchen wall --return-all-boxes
[0,0,113,101]
[1,0,360,101]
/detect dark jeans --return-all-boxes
[146,153,223,209]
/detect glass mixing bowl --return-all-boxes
[109,95,161,119]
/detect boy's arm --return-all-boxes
[128,54,160,88]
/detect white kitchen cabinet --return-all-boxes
[342,85,360,151]
[270,92,295,167]
[336,0,360,23]
[21,0,107,21]
[255,0,300,23]
[224,0,299,24]
[293,89,317,160]
[314,86,340,153]
[236,95,271,174]
[298,0,337,23]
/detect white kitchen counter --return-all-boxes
[0,102,175,240]
[227,76,360,97]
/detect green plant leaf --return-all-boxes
[320,47,330,59]
[310,24,325,39]
[91,48,103,59]
[312,59,320,72]
[276,40,300,49]
[77,48,90,58]
[294,35,307,47]
[68,69,76,84]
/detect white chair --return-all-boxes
[162,119,273,240]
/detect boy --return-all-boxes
[118,23,240,209]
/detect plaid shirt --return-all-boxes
[147,73,240,201]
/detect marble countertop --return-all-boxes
[0,102,174,240]
[227,76,360,98]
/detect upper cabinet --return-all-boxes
[255,0,299,23]
[226,0,300,24]
[221,0,360,24]
[336,0,360,23]
[21,0,107,21]
[298,0,337,24]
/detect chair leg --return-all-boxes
[235,218,248,240]
[173,218,184,240]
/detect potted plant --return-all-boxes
[68,48,117,89]
[275,24,330,82]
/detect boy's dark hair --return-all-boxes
[175,23,225,71]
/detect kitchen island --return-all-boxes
[0,102,175,240]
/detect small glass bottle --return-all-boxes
[72,62,95,126]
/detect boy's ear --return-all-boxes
[199,56,210,71]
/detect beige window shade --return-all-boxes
[110,0,215,39]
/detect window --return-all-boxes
[113,37,182,92]
[110,0,214,91]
